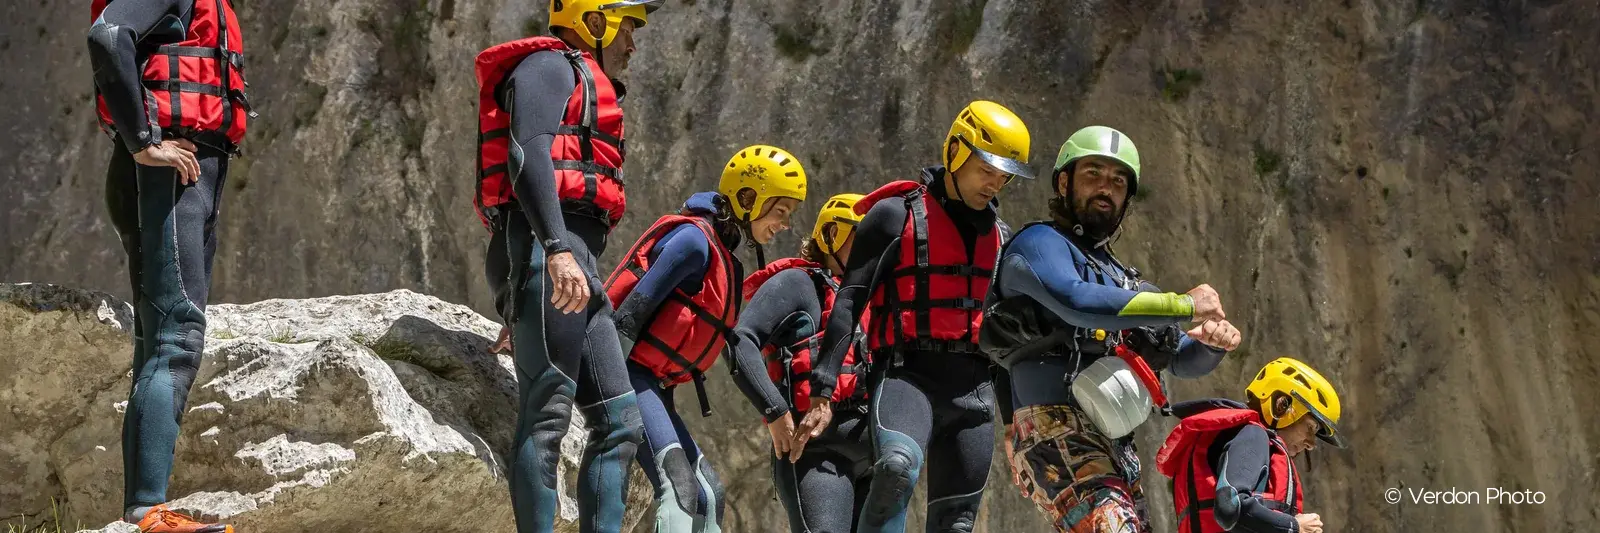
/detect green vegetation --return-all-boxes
[1160,67,1204,102]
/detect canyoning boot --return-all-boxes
[135,505,233,533]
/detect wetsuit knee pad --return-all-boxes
[927,491,984,533]
[870,436,923,500]
[862,434,924,527]
[162,302,208,422]
[655,446,700,517]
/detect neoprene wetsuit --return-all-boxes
[483,48,643,533]
[615,192,739,533]
[985,221,1226,533]
[814,167,999,533]
[89,0,233,520]
[1169,399,1300,533]
[729,265,873,533]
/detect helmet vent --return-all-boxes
[1294,375,1312,389]
[1317,389,1327,406]
[777,156,791,166]
[785,171,800,177]
[1255,369,1267,381]
[1282,367,1297,376]
[980,128,992,144]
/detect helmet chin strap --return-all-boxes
[740,213,767,268]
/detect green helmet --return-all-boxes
[1054,126,1142,197]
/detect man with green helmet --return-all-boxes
[979,126,1243,532]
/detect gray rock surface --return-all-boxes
[3,284,648,533]
[3,1,1597,532]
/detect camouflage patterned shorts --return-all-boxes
[1007,404,1151,533]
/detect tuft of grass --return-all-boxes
[946,0,987,57]
[268,327,298,344]
[212,329,237,339]
[1252,140,1282,176]
[6,498,80,533]
[1160,67,1204,102]
[773,20,828,61]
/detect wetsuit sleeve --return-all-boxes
[613,225,712,353]
[1212,425,1299,533]
[728,269,818,423]
[1169,336,1228,378]
[812,200,906,399]
[998,226,1195,331]
[88,0,187,152]
[500,52,578,254]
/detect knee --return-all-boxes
[656,446,699,514]
[870,441,923,486]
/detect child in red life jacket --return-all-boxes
[1156,357,1347,533]
[603,145,809,532]
[727,193,874,533]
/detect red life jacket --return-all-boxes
[473,37,627,229]
[856,180,1000,357]
[90,0,254,148]
[742,258,871,413]
[604,213,739,416]
[1155,407,1302,533]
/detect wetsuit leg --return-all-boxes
[115,145,228,512]
[1009,404,1148,533]
[857,369,935,533]
[572,232,644,533]
[923,363,996,533]
[499,212,642,533]
[631,362,706,533]
[774,408,871,533]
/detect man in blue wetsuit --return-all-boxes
[981,126,1243,533]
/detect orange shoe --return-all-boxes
[135,505,234,533]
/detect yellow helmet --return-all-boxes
[943,100,1036,180]
[810,193,865,255]
[1245,357,1346,448]
[548,0,662,49]
[720,145,808,221]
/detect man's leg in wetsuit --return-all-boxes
[111,145,229,518]
[630,363,724,533]
[567,223,644,533]
[922,366,997,533]
[501,213,643,533]
[774,409,870,533]
[1008,404,1148,533]
[857,367,936,533]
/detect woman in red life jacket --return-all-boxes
[727,193,873,533]
[603,145,809,532]
[1156,357,1347,533]
[809,101,1038,533]
[473,2,663,532]
[88,0,253,530]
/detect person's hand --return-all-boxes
[490,325,512,354]
[1186,283,1225,322]
[547,251,590,314]
[133,139,201,184]
[1186,319,1242,351]
[1294,513,1323,533]
[766,413,797,458]
[787,397,833,462]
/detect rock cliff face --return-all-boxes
[2,1,1597,532]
